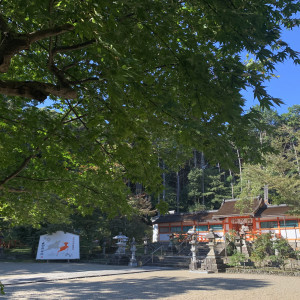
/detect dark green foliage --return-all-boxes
[270,237,295,269]
[187,167,232,210]
[237,105,300,211]
[228,251,246,267]
[0,207,153,259]
[250,233,275,266]
[225,230,238,256]
[0,281,4,295]
[250,233,296,269]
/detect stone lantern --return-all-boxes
[234,234,242,253]
[102,240,106,255]
[143,235,150,255]
[188,226,199,271]
[205,228,217,259]
[129,237,138,267]
[189,235,199,270]
[271,234,279,256]
[168,233,175,252]
[199,228,225,273]
[113,232,128,255]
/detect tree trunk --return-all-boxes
[136,183,142,195]
[237,149,243,192]
[201,152,205,206]
[176,171,180,213]
[229,169,234,199]
[292,143,300,176]
[162,160,166,201]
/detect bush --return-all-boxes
[272,238,295,269]
[228,251,246,267]
[250,233,273,267]
[225,230,237,256]
[250,233,296,269]
[0,281,4,295]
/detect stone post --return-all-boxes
[234,234,242,253]
[129,237,137,267]
[271,234,279,256]
[143,235,149,255]
[241,235,250,256]
[189,234,198,271]
[102,240,106,255]
[168,234,175,253]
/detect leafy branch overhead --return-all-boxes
[0,0,299,224]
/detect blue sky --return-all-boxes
[243,26,300,115]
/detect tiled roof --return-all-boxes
[212,198,263,218]
[152,200,297,225]
[255,205,293,217]
[153,211,217,224]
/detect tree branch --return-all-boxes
[15,176,64,182]
[29,24,75,43]
[2,187,29,193]
[0,14,9,33]
[0,80,77,101]
[69,77,102,84]
[53,39,96,55]
[62,61,81,71]
[0,21,74,73]
[63,113,88,124]
[0,155,34,188]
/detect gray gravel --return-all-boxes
[1,262,300,299]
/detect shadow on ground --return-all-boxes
[3,275,269,299]
[0,262,119,275]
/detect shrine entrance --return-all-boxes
[231,223,241,233]
[229,217,254,237]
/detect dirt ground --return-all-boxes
[1,263,300,299]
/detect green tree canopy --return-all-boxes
[0,0,300,224]
[237,106,300,213]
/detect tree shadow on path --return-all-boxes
[0,262,120,275]
[4,275,270,299]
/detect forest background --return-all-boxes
[1,105,299,256]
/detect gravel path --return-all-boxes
[1,262,300,299]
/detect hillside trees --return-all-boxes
[187,167,232,211]
[238,106,300,213]
[0,0,300,224]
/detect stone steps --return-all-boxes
[143,255,191,268]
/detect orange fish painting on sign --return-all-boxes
[57,242,69,255]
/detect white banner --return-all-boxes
[36,231,80,260]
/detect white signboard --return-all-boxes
[36,231,80,260]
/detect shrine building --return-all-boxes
[152,198,300,249]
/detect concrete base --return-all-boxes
[189,270,214,274]
[189,261,198,271]
[199,257,225,273]
[129,260,138,267]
